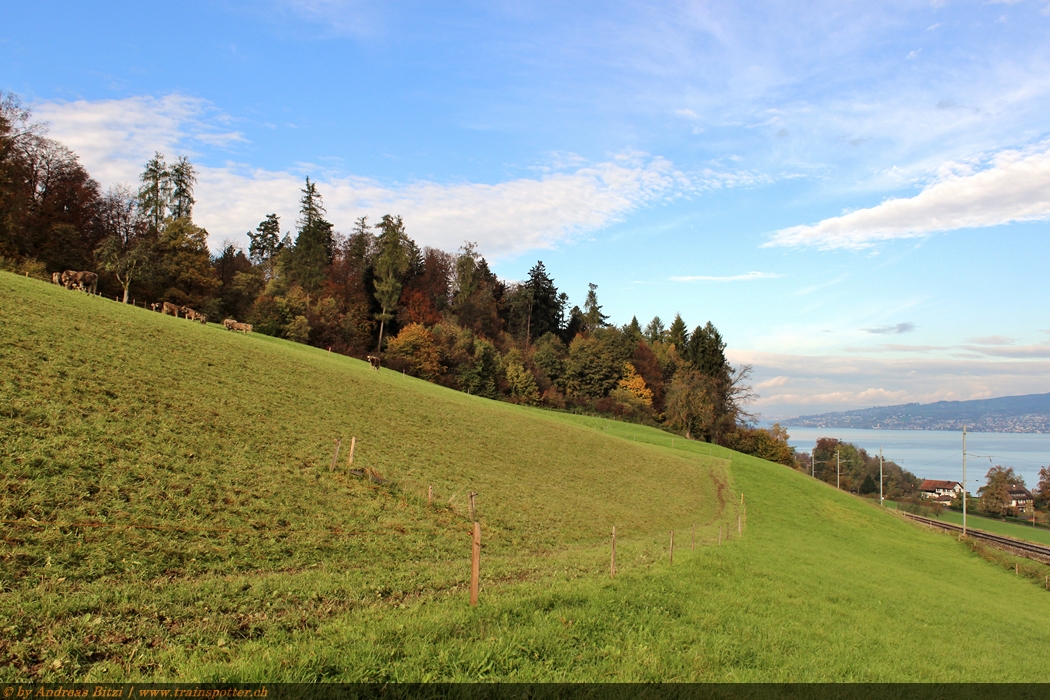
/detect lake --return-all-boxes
[782,426,1050,492]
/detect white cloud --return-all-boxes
[35,94,703,257]
[765,143,1050,249]
[35,95,243,185]
[670,271,783,282]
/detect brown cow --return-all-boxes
[75,271,98,294]
[233,322,253,334]
[223,318,236,330]
[150,302,161,312]
[162,302,180,317]
[367,355,381,371]
[51,272,62,285]
[183,308,207,324]
[61,270,98,293]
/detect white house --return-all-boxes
[918,479,963,503]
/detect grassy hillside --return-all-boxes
[3,270,1050,681]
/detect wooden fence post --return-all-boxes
[611,526,617,579]
[669,531,674,565]
[329,439,341,471]
[470,521,481,607]
[691,523,695,551]
[428,485,433,505]
[469,492,477,522]
[345,437,357,467]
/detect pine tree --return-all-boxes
[288,178,334,293]
[248,214,282,273]
[169,156,197,220]
[624,316,642,341]
[644,316,665,344]
[667,313,689,348]
[582,283,609,331]
[522,261,563,344]
[138,152,169,235]
[373,214,412,351]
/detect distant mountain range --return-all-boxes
[783,392,1050,433]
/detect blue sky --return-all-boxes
[5,0,1050,418]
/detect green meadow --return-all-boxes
[919,508,1050,547]
[3,270,1050,682]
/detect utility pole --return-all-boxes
[836,450,841,490]
[879,446,884,506]
[962,426,968,536]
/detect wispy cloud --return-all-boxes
[765,143,1050,249]
[861,322,916,335]
[670,271,783,282]
[844,344,948,353]
[959,344,1050,359]
[36,94,700,257]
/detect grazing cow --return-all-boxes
[183,308,207,325]
[51,272,62,285]
[223,319,251,333]
[75,271,98,294]
[61,270,77,289]
[161,302,180,317]
[367,355,381,371]
[150,302,161,312]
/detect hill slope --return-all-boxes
[3,271,1050,681]
[784,393,1050,432]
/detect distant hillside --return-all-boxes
[784,393,1050,433]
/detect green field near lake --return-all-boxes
[3,270,1050,682]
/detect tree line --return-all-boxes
[0,91,797,463]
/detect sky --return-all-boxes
[4,0,1050,419]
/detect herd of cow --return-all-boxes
[52,269,99,294]
[51,269,253,334]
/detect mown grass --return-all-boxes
[918,508,1050,547]
[4,270,1050,681]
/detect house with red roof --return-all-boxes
[918,479,963,504]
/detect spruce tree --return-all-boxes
[582,283,609,331]
[667,313,689,348]
[169,156,197,219]
[373,214,411,351]
[523,261,563,344]
[288,178,334,293]
[138,152,169,235]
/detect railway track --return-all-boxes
[901,511,1050,565]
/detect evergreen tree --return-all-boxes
[288,178,334,293]
[691,321,730,381]
[138,152,169,235]
[520,261,564,344]
[582,282,609,331]
[667,313,689,348]
[644,316,665,344]
[248,213,283,273]
[624,316,642,341]
[373,214,412,351]
[169,156,197,220]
